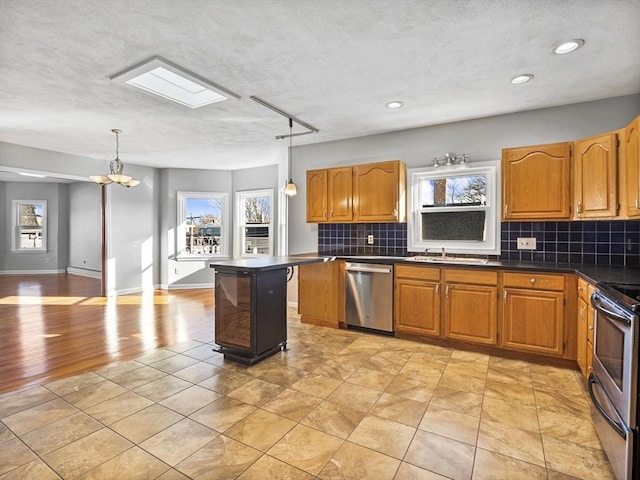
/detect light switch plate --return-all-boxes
[367,234,374,245]
[517,237,537,250]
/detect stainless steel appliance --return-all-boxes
[345,262,394,333]
[590,283,640,480]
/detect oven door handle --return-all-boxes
[588,374,627,438]
[590,294,631,326]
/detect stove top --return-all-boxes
[597,282,640,312]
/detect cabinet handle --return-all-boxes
[330,210,334,219]
[636,197,640,209]
[323,211,327,220]
[588,325,594,331]
[504,204,508,215]
[577,202,582,215]
[503,290,508,303]
[393,208,398,219]
[530,278,536,284]
[435,284,440,296]
[445,285,450,298]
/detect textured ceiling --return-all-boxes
[1,0,639,171]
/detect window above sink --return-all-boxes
[407,162,500,255]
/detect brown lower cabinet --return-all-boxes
[395,265,441,337]
[576,278,595,377]
[394,266,576,360]
[298,260,344,328]
[443,269,498,345]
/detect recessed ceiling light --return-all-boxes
[553,39,585,55]
[386,101,403,109]
[110,56,240,108]
[511,74,534,85]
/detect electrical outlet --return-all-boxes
[367,234,374,245]
[45,257,51,264]
[175,267,180,274]
[517,237,537,250]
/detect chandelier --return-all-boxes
[89,129,140,187]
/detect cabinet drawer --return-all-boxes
[395,264,440,281]
[503,272,564,291]
[445,268,497,286]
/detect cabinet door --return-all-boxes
[502,142,571,220]
[306,169,328,223]
[353,161,404,222]
[328,167,353,222]
[573,132,618,219]
[576,296,588,377]
[444,283,497,345]
[501,288,564,356]
[622,115,640,218]
[298,261,341,327]
[395,278,441,336]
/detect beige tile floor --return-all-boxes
[0,310,615,480]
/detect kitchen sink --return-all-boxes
[406,256,489,265]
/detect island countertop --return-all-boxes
[209,255,329,272]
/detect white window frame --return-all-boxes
[407,162,500,255]
[12,199,47,252]
[177,191,229,259]
[235,189,274,258]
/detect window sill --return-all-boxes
[11,249,48,253]
[176,255,230,262]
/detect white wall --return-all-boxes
[288,94,640,254]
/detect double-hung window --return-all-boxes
[12,200,47,252]
[177,191,229,258]
[236,189,273,257]
[407,163,499,255]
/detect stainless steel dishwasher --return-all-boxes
[345,262,394,333]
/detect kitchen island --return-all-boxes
[209,256,326,365]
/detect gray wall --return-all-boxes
[1,182,69,272]
[0,142,158,294]
[160,168,233,288]
[288,94,640,254]
[68,182,101,275]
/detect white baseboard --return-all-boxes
[168,283,214,290]
[67,267,101,279]
[0,269,66,275]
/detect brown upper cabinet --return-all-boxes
[353,160,406,222]
[573,132,619,219]
[306,169,329,222]
[621,115,640,218]
[306,160,406,223]
[502,142,572,221]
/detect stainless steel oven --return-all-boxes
[590,283,640,480]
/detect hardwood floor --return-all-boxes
[0,274,214,394]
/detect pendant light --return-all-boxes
[90,129,140,187]
[284,118,297,197]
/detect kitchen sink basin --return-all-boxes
[406,256,489,265]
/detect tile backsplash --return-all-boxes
[318,220,640,266]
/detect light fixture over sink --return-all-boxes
[89,129,140,187]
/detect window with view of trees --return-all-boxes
[407,164,499,254]
[236,189,273,257]
[12,200,47,252]
[177,192,229,258]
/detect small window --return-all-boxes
[236,189,273,257]
[407,164,499,255]
[177,192,229,258]
[12,200,47,252]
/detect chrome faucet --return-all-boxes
[425,247,447,258]
[441,247,446,258]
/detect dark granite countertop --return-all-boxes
[292,252,640,286]
[209,255,327,272]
